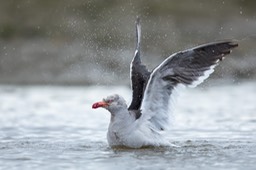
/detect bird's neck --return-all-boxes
[109,108,134,130]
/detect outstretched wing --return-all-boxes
[139,41,238,131]
[128,18,150,110]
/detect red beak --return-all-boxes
[92,101,109,109]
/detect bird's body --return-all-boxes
[105,98,171,148]
[92,18,238,148]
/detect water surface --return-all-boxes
[0,82,256,170]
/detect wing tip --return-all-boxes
[135,17,141,43]
[219,40,238,56]
[136,16,141,25]
[133,17,142,63]
[226,40,239,49]
[217,40,239,50]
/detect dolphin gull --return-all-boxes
[92,18,238,148]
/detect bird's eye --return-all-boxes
[107,100,114,103]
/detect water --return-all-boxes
[0,82,256,170]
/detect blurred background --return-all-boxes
[0,0,255,86]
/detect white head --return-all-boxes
[92,94,127,114]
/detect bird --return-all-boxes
[92,18,238,148]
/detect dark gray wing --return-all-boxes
[128,18,150,110]
[139,41,238,131]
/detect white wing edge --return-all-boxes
[188,64,218,88]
